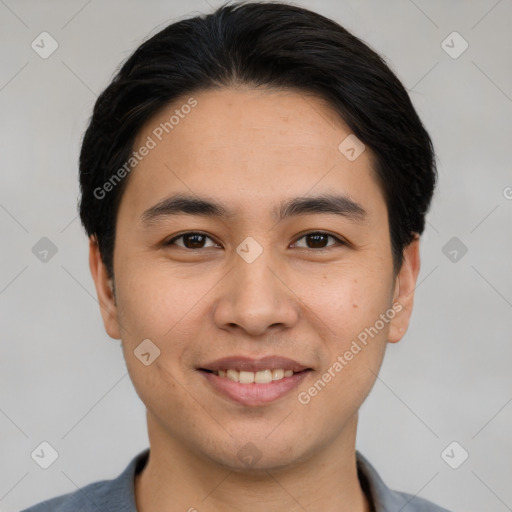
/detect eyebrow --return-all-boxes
[140,193,367,225]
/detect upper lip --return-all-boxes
[199,356,311,373]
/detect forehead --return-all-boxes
[121,87,383,219]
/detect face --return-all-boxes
[90,87,419,471]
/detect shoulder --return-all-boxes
[356,451,453,512]
[387,489,453,511]
[20,449,149,512]
[20,479,115,512]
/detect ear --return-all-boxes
[388,236,421,344]
[88,236,121,339]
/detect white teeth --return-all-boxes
[226,369,238,382]
[239,371,255,384]
[215,368,297,383]
[272,369,284,381]
[255,369,272,384]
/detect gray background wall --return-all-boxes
[1,1,511,511]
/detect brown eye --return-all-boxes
[166,232,218,249]
[293,232,344,249]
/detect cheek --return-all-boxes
[114,263,219,389]
[302,264,394,339]
[114,267,204,401]
[115,262,209,341]
[297,265,394,407]
[296,272,392,416]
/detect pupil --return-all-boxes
[308,234,327,248]
[185,234,205,248]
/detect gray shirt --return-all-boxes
[21,449,452,511]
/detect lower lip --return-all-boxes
[200,370,311,406]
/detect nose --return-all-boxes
[212,246,300,337]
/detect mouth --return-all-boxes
[198,355,312,406]
[200,367,303,383]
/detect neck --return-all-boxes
[135,413,370,512]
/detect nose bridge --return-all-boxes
[235,246,277,301]
[212,239,299,335]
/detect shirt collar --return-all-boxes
[356,450,410,511]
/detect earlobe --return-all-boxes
[88,236,121,340]
[388,237,421,344]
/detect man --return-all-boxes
[23,1,451,511]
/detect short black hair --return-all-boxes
[79,0,436,279]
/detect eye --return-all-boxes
[163,231,346,251]
[291,231,345,250]
[165,232,220,250]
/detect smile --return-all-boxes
[210,368,295,383]
[198,355,312,406]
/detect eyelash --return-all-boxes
[164,231,347,251]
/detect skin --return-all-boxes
[89,86,420,512]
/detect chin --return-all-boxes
[204,435,312,474]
